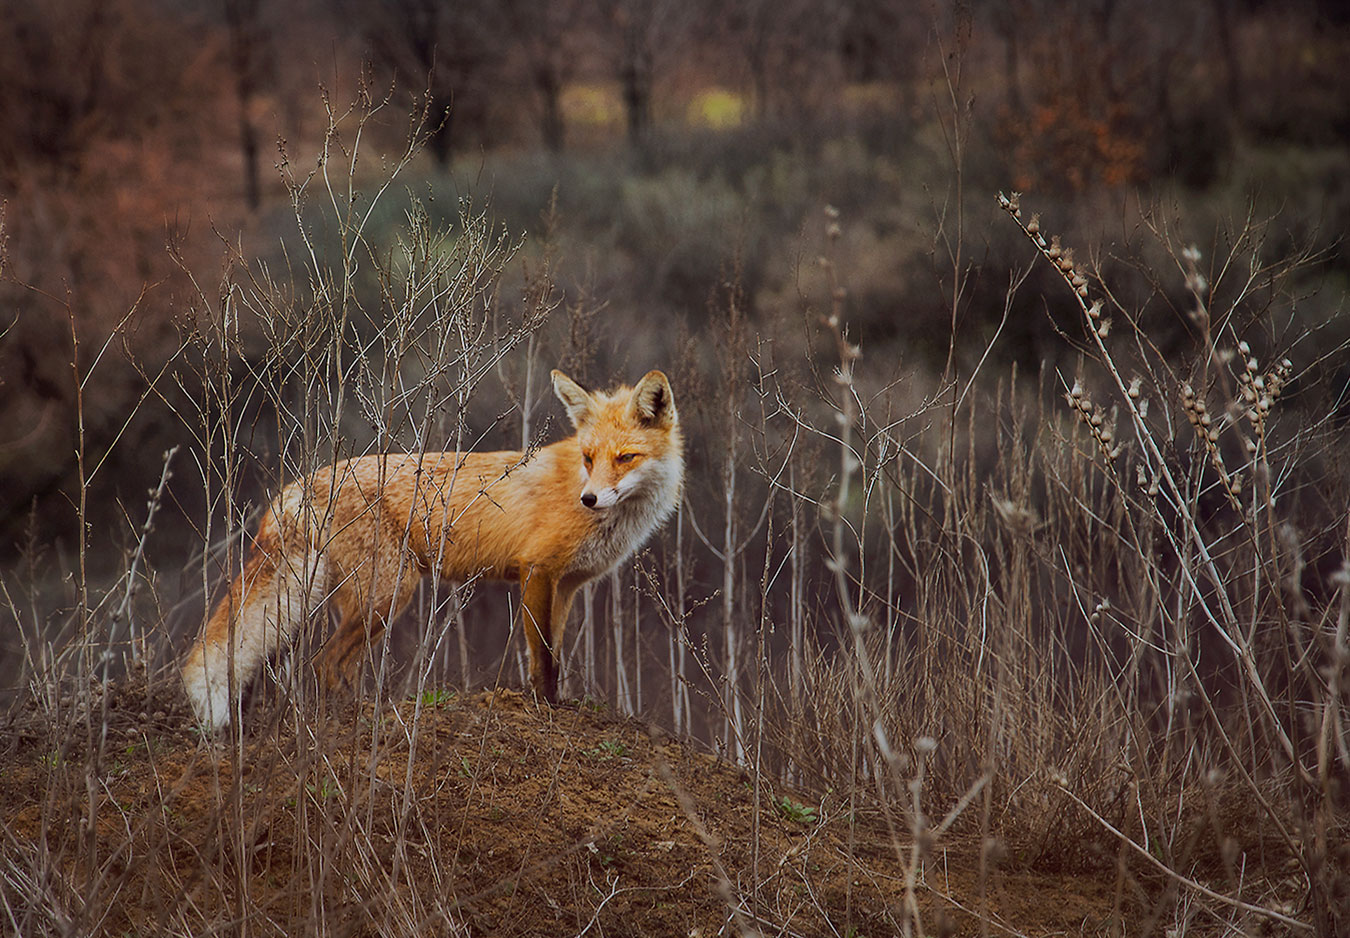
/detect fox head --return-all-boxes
[552,369,683,512]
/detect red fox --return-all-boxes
[181,370,683,729]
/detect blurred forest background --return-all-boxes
[3,0,1349,570]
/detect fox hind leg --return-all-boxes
[314,555,421,693]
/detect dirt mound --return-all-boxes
[4,681,1126,936]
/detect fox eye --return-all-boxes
[617,452,638,464]
[583,453,594,469]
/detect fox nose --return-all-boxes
[581,492,598,509]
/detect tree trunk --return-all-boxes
[621,57,651,145]
[536,66,565,152]
[223,0,262,209]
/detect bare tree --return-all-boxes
[500,0,591,152]
[222,0,267,208]
[597,0,691,145]
[718,0,842,123]
[342,0,502,164]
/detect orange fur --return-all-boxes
[181,370,683,729]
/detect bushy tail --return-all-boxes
[181,545,327,730]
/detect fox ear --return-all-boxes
[552,370,597,429]
[628,370,677,428]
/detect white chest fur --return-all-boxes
[568,461,681,578]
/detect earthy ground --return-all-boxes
[1,680,1170,936]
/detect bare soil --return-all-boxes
[0,679,1223,936]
